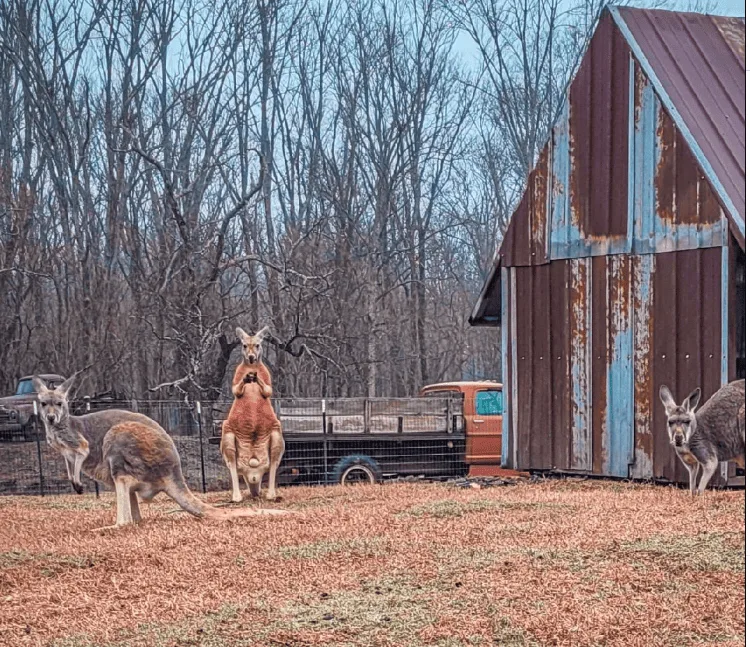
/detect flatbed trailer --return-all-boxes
[208,394,467,485]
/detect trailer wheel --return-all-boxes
[332,455,382,486]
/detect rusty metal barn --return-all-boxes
[470,7,745,487]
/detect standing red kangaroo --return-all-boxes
[221,326,285,502]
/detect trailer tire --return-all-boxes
[332,455,382,486]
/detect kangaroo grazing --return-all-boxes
[33,375,290,530]
[659,380,746,495]
[221,326,285,503]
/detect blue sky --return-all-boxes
[714,0,744,15]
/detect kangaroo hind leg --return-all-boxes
[91,475,138,532]
[221,432,243,503]
[265,425,285,501]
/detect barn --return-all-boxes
[469,6,745,486]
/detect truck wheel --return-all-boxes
[332,455,382,486]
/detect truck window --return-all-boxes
[475,390,503,415]
[15,379,35,395]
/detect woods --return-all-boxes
[0,0,712,400]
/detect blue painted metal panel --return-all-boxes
[631,67,724,255]
[569,258,592,471]
[630,253,655,480]
[549,102,586,260]
[604,256,635,478]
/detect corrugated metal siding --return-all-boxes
[498,143,550,267]
[507,250,724,481]
[632,64,725,253]
[651,248,724,483]
[548,13,631,259]
[569,13,631,243]
[615,7,745,246]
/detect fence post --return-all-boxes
[86,398,99,498]
[322,399,329,482]
[33,401,44,496]
[196,401,207,494]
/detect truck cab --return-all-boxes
[0,374,66,441]
[420,381,504,477]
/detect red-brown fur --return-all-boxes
[222,361,279,466]
[221,348,285,501]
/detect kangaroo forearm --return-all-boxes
[232,382,245,398]
[256,378,272,398]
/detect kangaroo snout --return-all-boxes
[47,413,57,423]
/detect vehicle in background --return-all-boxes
[209,380,520,485]
[420,381,505,477]
[0,374,66,441]
[0,374,121,442]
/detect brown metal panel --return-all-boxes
[530,263,553,469]
[655,105,676,226]
[513,267,534,469]
[498,143,550,268]
[656,107,723,231]
[569,12,630,241]
[698,174,722,227]
[651,248,723,483]
[529,143,550,265]
[590,255,608,474]
[550,261,571,470]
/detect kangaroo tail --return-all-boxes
[163,471,291,521]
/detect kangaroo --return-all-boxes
[659,379,745,495]
[221,325,285,503]
[33,374,290,530]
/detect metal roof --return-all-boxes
[610,6,745,244]
[470,6,746,327]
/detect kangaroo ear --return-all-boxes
[255,325,270,340]
[659,385,677,412]
[683,387,701,413]
[31,376,49,395]
[236,327,251,343]
[56,374,77,399]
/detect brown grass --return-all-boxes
[0,479,744,647]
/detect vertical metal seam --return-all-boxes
[627,53,635,254]
[586,257,593,472]
[510,267,519,469]
[721,235,729,483]
[500,267,510,468]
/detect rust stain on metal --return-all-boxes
[712,16,745,63]
[654,105,675,226]
[530,143,549,256]
[634,62,646,114]
[632,254,655,479]
[619,7,745,244]
[569,258,591,471]
[567,106,582,230]
[609,256,631,343]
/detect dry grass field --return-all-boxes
[0,479,744,647]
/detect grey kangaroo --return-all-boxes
[659,379,745,495]
[33,374,291,530]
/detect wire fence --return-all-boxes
[0,395,468,496]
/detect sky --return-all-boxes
[714,0,745,15]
